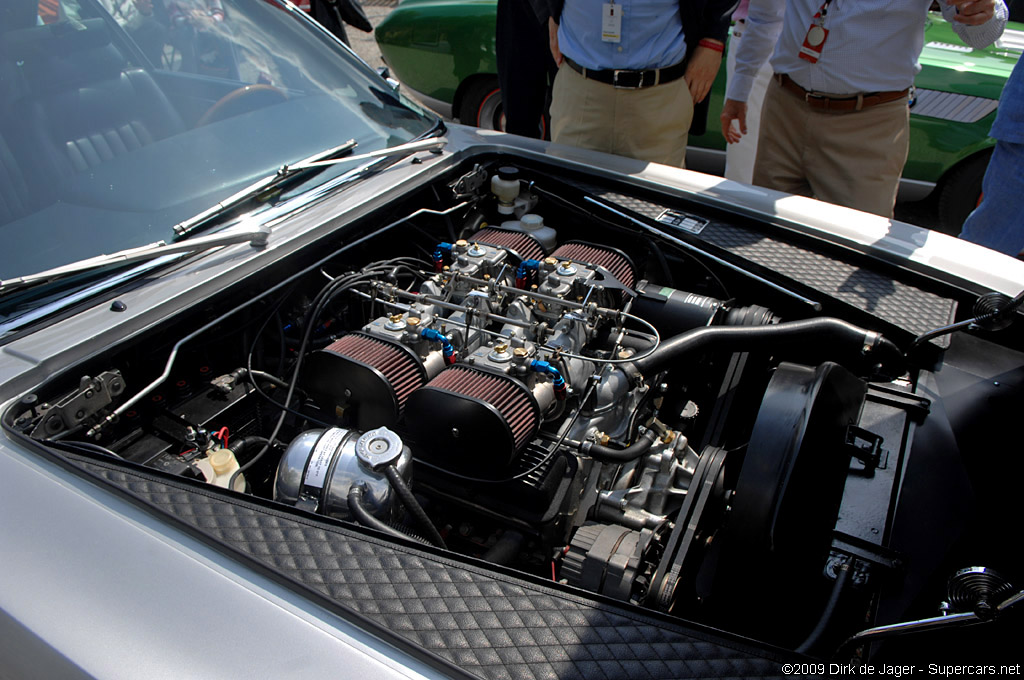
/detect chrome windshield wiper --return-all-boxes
[0,226,270,296]
[172,136,448,238]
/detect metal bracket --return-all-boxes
[844,425,885,476]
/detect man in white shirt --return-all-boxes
[720,0,1007,217]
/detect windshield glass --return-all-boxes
[0,0,436,285]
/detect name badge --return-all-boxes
[799,2,830,63]
[602,3,622,43]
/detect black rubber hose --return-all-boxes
[633,317,903,377]
[347,484,422,543]
[384,464,448,549]
[581,429,659,463]
[482,530,525,566]
[796,561,853,655]
[227,436,272,492]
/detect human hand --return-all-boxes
[948,0,998,25]
[720,98,747,144]
[548,17,563,66]
[683,44,723,104]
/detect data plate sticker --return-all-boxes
[304,428,345,489]
[656,209,709,234]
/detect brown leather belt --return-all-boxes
[564,56,686,89]
[775,73,909,112]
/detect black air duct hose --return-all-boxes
[347,484,426,544]
[633,318,903,377]
[384,464,447,549]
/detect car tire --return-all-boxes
[458,78,505,131]
[936,151,992,235]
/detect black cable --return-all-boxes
[50,440,124,459]
[384,464,447,549]
[797,560,853,655]
[226,435,273,492]
[231,257,436,492]
[347,484,427,545]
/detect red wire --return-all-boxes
[551,561,557,581]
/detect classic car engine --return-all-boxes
[11,160,1023,660]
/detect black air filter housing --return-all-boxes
[404,364,540,474]
[304,332,426,430]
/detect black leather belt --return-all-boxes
[564,56,686,89]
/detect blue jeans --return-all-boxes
[959,140,1024,257]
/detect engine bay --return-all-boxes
[9,158,1024,660]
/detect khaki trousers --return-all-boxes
[550,61,694,168]
[753,78,910,217]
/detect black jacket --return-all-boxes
[542,0,739,134]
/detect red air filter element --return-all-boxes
[303,332,426,430]
[552,242,635,289]
[473,227,547,261]
[404,364,540,473]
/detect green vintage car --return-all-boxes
[376,1,1023,230]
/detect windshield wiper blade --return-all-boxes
[0,226,270,296]
[172,138,360,238]
[171,136,448,239]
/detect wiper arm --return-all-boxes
[172,136,448,239]
[173,138,360,238]
[0,226,270,296]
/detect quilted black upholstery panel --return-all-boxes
[72,455,800,680]
[571,185,956,341]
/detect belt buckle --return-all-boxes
[612,69,642,89]
[804,91,829,109]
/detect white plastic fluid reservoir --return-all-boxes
[490,173,520,215]
[196,448,246,491]
[503,213,557,252]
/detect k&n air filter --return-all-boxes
[473,226,548,261]
[552,241,635,289]
[304,332,426,430]
[404,364,540,474]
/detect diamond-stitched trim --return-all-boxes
[566,182,956,344]
[71,455,802,680]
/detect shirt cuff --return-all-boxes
[725,73,756,102]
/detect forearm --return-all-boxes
[724,0,784,102]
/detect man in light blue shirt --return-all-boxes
[546,0,737,167]
[720,0,1006,217]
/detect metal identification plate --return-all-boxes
[656,209,709,234]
